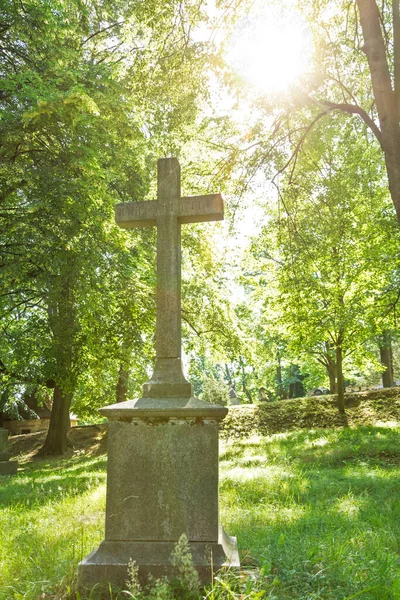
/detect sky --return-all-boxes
[194,0,312,95]
[226,2,312,95]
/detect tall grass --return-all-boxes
[0,454,106,599]
[1,425,400,599]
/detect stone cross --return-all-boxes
[79,159,237,591]
[115,157,223,398]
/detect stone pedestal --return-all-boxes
[0,428,17,476]
[79,397,239,590]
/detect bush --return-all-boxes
[200,374,230,407]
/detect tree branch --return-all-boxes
[318,99,384,147]
[81,21,125,46]
[182,312,229,338]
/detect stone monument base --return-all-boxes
[79,397,239,592]
[80,528,239,589]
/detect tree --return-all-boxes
[356,0,400,221]
[379,331,395,387]
[249,116,400,413]
[213,0,400,223]
[0,0,214,453]
[200,373,230,406]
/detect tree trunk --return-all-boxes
[317,345,337,393]
[41,269,76,455]
[224,364,234,387]
[326,355,337,394]
[390,342,394,381]
[115,337,136,403]
[40,384,72,455]
[336,346,345,414]
[116,363,129,403]
[357,0,400,221]
[379,331,394,388]
[276,351,287,399]
[239,356,253,403]
[393,0,400,114]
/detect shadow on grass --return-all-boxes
[2,423,400,599]
[0,453,107,508]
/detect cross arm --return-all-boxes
[179,194,224,224]
[115,200,158,229]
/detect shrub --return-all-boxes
[200,374,230,407]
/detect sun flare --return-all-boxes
[228,6,311,95]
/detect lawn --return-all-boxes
[220,425,400,599]
[1,423,400,599]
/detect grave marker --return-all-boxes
[115,157,223,398]
[79,158,238,590]
[0,428,17,476]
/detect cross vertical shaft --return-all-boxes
[156,159,181,359]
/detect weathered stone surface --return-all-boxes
[0,428,17,476]
[115,195,223,228]
[78,404,238,588]
[79,158,238,591]
[105,419,219,542]
[0,460,18,476]
[79,408,239,590]
[100,396,228,420]
[0,428,9,453]
[142,357,193,398]
[80,529,239,589]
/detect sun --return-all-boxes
[227,5,311,95]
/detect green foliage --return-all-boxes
[213,0,400,216]
[170,534,200,598]
[242,114,400,407]
[219,425,400,599]
[200,373,230,406]
[202,0,400,403]
[0,453,107,599]
[125,559,141,598]
[0,0,227,451]
[123,535,201,600]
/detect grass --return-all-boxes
[0,452,107,600]
[219,425,400,599]
[2,422,400,599]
